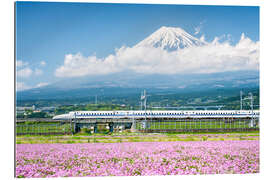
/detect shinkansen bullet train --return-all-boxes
[52,110,259,120]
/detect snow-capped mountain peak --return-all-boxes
[135,26,207,51]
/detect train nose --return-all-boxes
[52,114,70,120]
[52,115,61,120]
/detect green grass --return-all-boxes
[136,120,257,130]
[16,131,259,144]
[16,123,72,134]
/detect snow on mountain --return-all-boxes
[135,26,207,51]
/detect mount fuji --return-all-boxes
[17,26,259,101]
[135,26,207,51]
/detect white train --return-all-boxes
[53,110,259,120]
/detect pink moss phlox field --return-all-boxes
[16,140,259,178]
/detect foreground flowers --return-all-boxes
[16,140,259,178]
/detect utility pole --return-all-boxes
[131,106,136,132]
[140,91,143,110]
[248,92,254,127]
[240,91,243,110]
[141,90,147,111]
[95,95,97,105]
[249,93,253,112]
[140,90,147,129]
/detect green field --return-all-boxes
[16,131,259,144]
[16,118,258,135]
[136,120,258,130]
[16,123,72,134]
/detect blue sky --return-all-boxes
[16,2,259,91]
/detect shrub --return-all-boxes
[80,127,91,134]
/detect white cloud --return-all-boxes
[16,82,31,91]
[55,33,259,77]
[36,82,49,88]
[194,27,201,35]
[55,53,119,77]
[16,60,28,67]
[17,67,33,78]
[16,82,50,91]
[34,68,43,76]
[16,60,44,78]
[40,61,46,66]
[194,20,206,35]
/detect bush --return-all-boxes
[202,136,208,141]
[80,127,91,134]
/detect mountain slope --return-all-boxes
[17,71,259,100]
